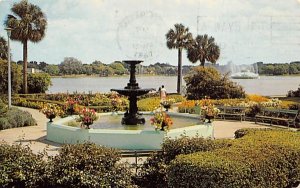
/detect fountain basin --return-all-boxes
[47,112,214,150]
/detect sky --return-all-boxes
[0,0,300,66]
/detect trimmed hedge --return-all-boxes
[167,129,300,188]
[12,93,129,113]
[134,136,232,187]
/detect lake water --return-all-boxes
[47,76,299,96]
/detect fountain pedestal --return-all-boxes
[111,60,154,125]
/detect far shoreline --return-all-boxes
[50,74,300,78]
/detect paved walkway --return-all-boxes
[0,107,268,156]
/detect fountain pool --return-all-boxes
[46,60,213,150]
[65,112,202,130]
[47,112,214,150]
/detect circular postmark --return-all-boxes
[116,11,165,61]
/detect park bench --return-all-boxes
[255,108,299,128]
[216,106,246,121]
[121,150,162,172]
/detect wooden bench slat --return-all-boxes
[216,106,246,121]
[255,108,299,127]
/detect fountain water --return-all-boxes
[111,60,154,125]
[229,62,259,79]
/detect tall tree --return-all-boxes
[59,57,83,75]
[187,34,220,67]
[166,23,193,94]
[0,36,8,60]
[5,0,47,93]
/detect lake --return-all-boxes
[47,75,300,96]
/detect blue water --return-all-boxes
[48,75,300,96]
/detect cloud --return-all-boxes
[2,0,300,65]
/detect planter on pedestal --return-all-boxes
[47,114,56,123]
[205,115,214,123]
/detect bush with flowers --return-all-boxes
[178,100,197,113]
[160,98,176,111]
[246,94,269,103]
[40,103,63,122]
[150,110,173,131]
[110,92,124,112]
[64,97,79,115]
[76,107,98,129]
[200,98,220,122]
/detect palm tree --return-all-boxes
[5,0,47,94]
[187,34,220,67]
[0,36,8,60]
[166,23,193,94]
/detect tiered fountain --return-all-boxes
[47,60,213,150]
[111,60,154,125]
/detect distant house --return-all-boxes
[26,68,43,74]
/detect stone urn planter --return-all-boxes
[47,114,56,123]
[205,115,214,123]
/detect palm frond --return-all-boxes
[5,0,47,43]
[165,23,193,50]
[187,34,220,66]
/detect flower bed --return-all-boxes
[12,92,129,112]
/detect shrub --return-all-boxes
[167,94,185,103]
[138,97,161,111]
[178,100,197,113]
[246,94,269,103]
[178,98,246,114]
[0,143,46,187]
[12,97,45,109]
[45,143,133,188]
[184,67,245,99]
[0,118,9,130]
[6,108,36,127]
[135,136,231,187]
[288,103,300,110]
[244,104,262,117]
[287,86,300,97]
[167,129,300,188]
[13,93,129,112]
[0,107,36,130]
[27,73,52,93]
[0,60,22,94]
[0,99,8,115]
